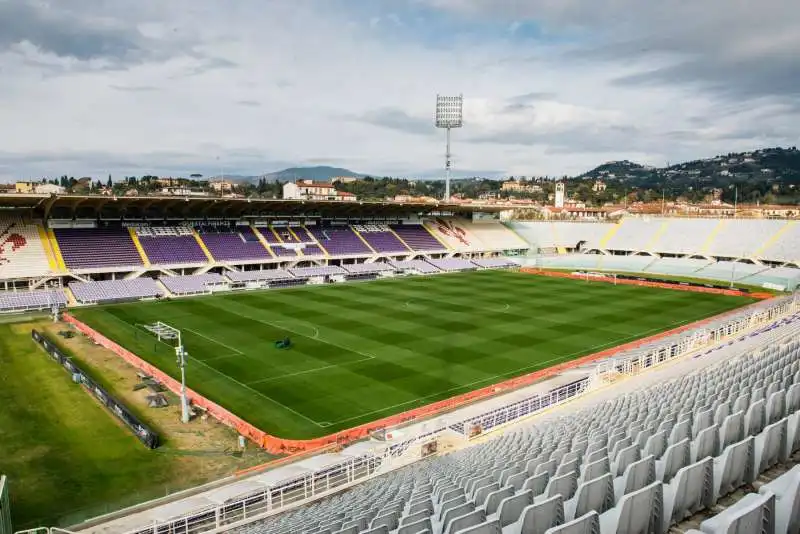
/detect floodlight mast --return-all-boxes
[156,321,190,424]
[435,94,463,201]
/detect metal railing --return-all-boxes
[22,294,798,534]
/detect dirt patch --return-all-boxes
[33,321,278,483]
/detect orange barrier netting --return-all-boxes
[519,268,774,300]
[63,289,765,455]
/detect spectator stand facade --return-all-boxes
[511,217,800,292]
[0,195,527,312]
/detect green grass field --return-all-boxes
[0,323,175,528]
[73,271,755,439]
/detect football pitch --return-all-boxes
[72,271,755,439]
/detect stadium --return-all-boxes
[1,193,799,534]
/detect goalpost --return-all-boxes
[0,476,10,534]
[141,322,191,424]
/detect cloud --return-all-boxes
[109,84,160,92]
[355,108,434,136]
[0,1,145,61]
[0,0,797,182]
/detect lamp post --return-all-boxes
[435,94,463,201]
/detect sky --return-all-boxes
[0,0,798,181]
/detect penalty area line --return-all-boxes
[246,355,376,386]
[184,328,245,355]
[187,354,327,427]
[326,314,704,427]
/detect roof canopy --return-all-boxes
[0,194,511,220]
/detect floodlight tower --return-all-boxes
[435,94,463,201]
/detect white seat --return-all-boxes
[696,492,775,534]
[599,481,664,534]
[662,457,715,530]
[758,464,800,534]
[544,511,600,534]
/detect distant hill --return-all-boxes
[578,160,648,179]
[262,166,366,183]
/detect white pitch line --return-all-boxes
[214,305,377,361]
[246,355,376,385]
[120,316,323,426]
[187,354,325,427]
[406,299,510,314]
[185,328,244,355]
[327,315,703,426]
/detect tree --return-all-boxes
[107,175,112,188]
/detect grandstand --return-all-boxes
[511,217,800,290]
[0,195,528,312]
[2,194,800,534]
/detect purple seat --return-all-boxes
[271,246,297,257]
[55,228,143,269]
[198,229,271,262]
[258,228,282,244]
[291,226,317,243]
[139,235,207,265]
[427,258,477,272]
[390,225,446,252]
[358,230,409,254]
[69,278,163,303]
[159,274,226,295]
[309,226,372,256]
[303,244,325,257]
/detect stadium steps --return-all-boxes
[421,222,452,251]
[191,229,215,262]
[644,220,670,251]
[598,219,623,248]
[642,255,660,272]
[754,220,796,258]
[286,228,306,257]
[250,227,277,258]
[269,227,285,243]
[670,453,800,533]
[699,219,728,255]
[46,228,68,271]
[156,278,174,297]
[128,228,151,267]
[38,224,60,272]
[64,286,78,306]
[387,226,414,252]
[350,226,378,254]
[551,222,563,250]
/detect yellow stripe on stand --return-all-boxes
[351,226,377,253]
[388,227,412,252]
[250,227,276,258]
[598,220,623,249]
[38,225,59,271]
[421,222,451,250]
[700,219,727,255]
[47,228,68,271]
[192,230,215,262]
[128,228,151,267]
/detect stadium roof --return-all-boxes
[0,193,512,219]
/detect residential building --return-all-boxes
[34,184,66,195]
[283,180,357,201]
[209,179,235,192]
[501,179,542,193]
